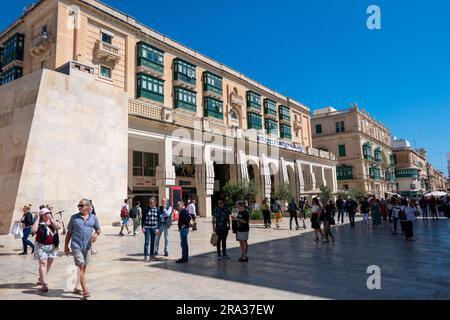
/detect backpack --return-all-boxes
[129,207,138,219]
[120,206,128,218]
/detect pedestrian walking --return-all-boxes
[17,204,35,255]
[64,199,101,299]
[360,198,370,226]
[176,201,191,263]
[419,196,428,220]
[288,199,300,230]
[345,197,358,228]
[399,198,408,234]
[336,196,345,224]
[119,199,131,236]
[391,198,401,235]
[261,197,271,228]
[381,199,388,223]
[188,199,197,231]
[311,197,325,242]
[142,197,160,262]
[404,200,417,241]
[323,200,336,242]
[212,199,231,260]
[370,197,382,228]
[271,198,282,229]
[155,198,172,257]
[428,195,438,221]
[31,208,62,292]
[234,201,249,262]
[130,201,142,236]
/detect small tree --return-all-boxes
[243,180,259,207]
[319,185,333,205]
[336,190,349,200]
[274,183,294,211]
[349,187,368,203]
[222,183,244,209]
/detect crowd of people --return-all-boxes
[4,192,448,298]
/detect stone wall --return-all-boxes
[0,71,42,234]
[0,69,128,234]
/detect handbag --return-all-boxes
[210,232,218,247]
[11,222,23,239]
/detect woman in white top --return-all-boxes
[311,198,325,242]
[404,200,417,241]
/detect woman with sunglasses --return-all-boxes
[31,207,62,292]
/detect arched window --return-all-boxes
[230,109,240,126]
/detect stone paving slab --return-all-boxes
[0,217,449,300]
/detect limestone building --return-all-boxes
[311,106,396,198]
[0,0,337,233]
[391,139,427,197]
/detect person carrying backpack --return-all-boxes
[119,199,131,236]
[272,198,282,229]
[130,201,142,236]
[31,208,62,293]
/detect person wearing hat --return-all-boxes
[31,207,62,292]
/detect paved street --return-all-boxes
[0,217,449,300]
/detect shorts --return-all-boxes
[121,217,129,226]
[236,231,249,241]
[34,243,57,261]
[73,248,91,266]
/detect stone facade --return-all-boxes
[311,106,396,198]
[392,139,427,197]
[0,68,128,234]
[0,0,338,232]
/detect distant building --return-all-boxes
[392,139,427,198]
[311,106,396,198]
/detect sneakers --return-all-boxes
[119,233,124,237]
[164,252,169,257]
[217,255,222,261]
[296,226,301,230]
[18,252,27,256]
[222,254,230,260]
[144,256,150,262]
[150,255,158,261]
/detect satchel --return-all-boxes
[210,233,218,247]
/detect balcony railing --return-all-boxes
[94,40,121,63]
[337,175,354,181]
[30,32,51,56]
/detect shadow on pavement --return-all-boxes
[150,220,450,300]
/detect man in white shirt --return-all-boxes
[188,199,197,231]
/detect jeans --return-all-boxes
[155,223,169,255]
[421,207,428,219]
[216,229,228,256]
[180,228,189,261]
[289,212,299,229]
[348,212,355,227]
[337,209,345,224]
[144,228,156,257]
[262,210,271,226]
[392,217,399,233]
[22,226,34,253]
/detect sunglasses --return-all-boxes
[78,204,86,208]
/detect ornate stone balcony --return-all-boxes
[30,32,52,56]
[94,40,121,64]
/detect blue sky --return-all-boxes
[2,0,449,173]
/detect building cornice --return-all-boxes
[0,0,311,114]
